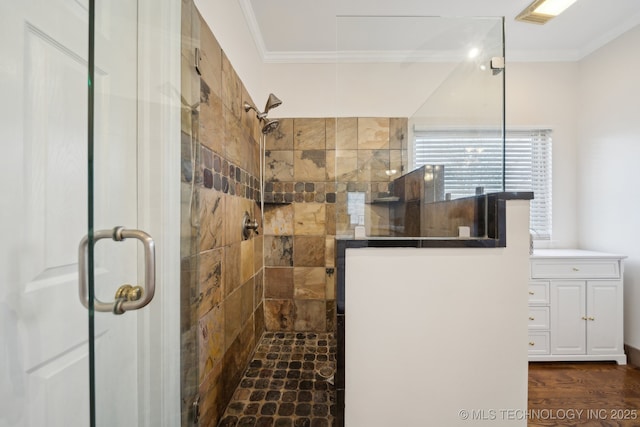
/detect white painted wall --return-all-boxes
[575,25,640,349]
[344,200,530,426]
[506,62,580,249]
[263,61,456,118]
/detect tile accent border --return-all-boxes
[201,145,261,202]
[262,181,396,205]
[263,181,336,204]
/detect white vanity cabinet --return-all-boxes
[529,249,626,364]
[527,280,550,355]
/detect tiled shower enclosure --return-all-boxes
[181,1,409,425]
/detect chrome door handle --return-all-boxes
[78,226,156,315]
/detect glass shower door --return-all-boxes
[85,0,158,425]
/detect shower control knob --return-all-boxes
[247,219,259,232]
[242,211,259,240]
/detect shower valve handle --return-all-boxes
[242,212,259,240]
[246,219,259,232]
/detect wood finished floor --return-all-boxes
[529,362,640,426]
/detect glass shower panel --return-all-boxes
[88,0,178,425]
[335,16,505,238]
[410,18,506,199]
[89,0,141,425]
[179,2,201,425]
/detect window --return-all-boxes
[413,129,552,239]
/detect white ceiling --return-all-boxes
[241,0,640,62]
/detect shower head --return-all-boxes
[245,94,283,132]
[261,118,280,135]
[264,93,282,113]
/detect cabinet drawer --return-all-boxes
[528,281,549,304]
[531,259,620,279]
[528,332,550,355]
[528,306,550,329]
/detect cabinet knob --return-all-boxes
[572,267,579,271]
[529,342,535,346]
[528,291,535,295]
[581,316,588,320]
[588,316,595,321]
[529,316,535,321]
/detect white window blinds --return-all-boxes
[413,129,552,239]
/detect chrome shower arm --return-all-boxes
[243,102,267,120]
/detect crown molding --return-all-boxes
[238,0,268,60]
[239,0,640,64]
[262,48,591,64]
[238,0,472,64]
[262,49,475,64]
[507,48,583,62]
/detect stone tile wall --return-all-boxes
[182,3,411,424]
[181,3,265,426]
[262,118,408,332]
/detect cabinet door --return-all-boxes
[551,281,586,354]
[587,281,623,355]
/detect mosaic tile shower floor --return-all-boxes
[217,332,336,427]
